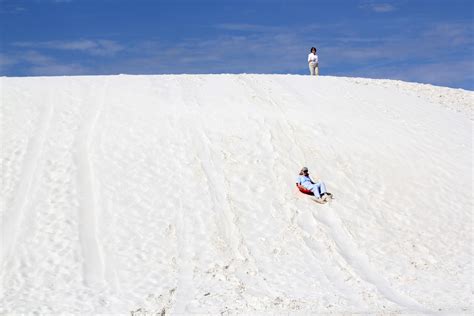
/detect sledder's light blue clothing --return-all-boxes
[297,175,327,198]
[297,175,312,186]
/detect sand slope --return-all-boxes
[1,74,472,314]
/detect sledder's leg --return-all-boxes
[306,184,320,198]
[317,181,327,196]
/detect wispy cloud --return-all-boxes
[0,0,72,13]
[372,3,396,12]
[21,50,54,65]
[13,39,124,56]
[30,63,88,76]
[34,0,74,3]
[215,23,284,33]
[0,0,25,14]
[359,1,397,13]
[322,20,474,68]
[0,53,17,69]
[423,23,473,46]
[24,50,91,75]
[118,30,308,74]
[402,61,474,86]
[349,59,474,88]
[1,50,90,75]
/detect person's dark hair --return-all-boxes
[299,167,309,175]
[310,47,317,53]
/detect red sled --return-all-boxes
[296,184,314,195]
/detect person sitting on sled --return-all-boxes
[296,167,331,203]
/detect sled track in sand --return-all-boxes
[74,78,109,287]
[1,87,55,270]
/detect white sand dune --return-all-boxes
[0,74,472,314]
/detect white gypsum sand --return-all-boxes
[0,74,472,314]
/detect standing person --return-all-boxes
[296,167,332,203]
[308,47,319,76]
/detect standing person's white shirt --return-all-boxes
[308,47,319,76]
[308,52,318,64]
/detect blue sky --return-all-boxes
[1,0,473,89]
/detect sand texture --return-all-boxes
[1,74,472,314]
